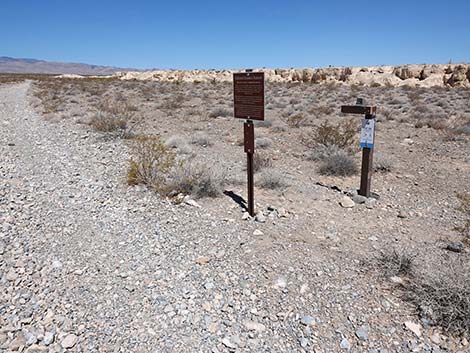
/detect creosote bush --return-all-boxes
[404,257,470,336]
[89,111,127,133]
[302,119,357,151]
[127,135,176,190]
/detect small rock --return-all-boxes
[25,344,47,353]
[222,337,237,349]
[243,320,266,332]
[255,213,266,223]
[446,242,464,253]
[6,268,18,281]
[404,321,422,337]
[300,316,315,326]
[9,334,26,351]
[352,194,368,204]
[274,275,287,288]
[339,196,355,208]
[299,337,308,348]
[185,199,201,208]
[277,207,288,218]
[430,333,441,344]
[340,337,351,350]
[398,210,408,218]
[61,334,78,349]
[253,229,264,236]
[355,325,369,341]
[195,256,211,265]
[390,276,404,284]
[43,332,54,346]
[242,212,251,220]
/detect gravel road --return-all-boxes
[1,82,465,352]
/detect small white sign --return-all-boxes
[360,118,375,148]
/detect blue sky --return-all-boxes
[2,0,469,69]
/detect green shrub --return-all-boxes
[127,135,176,190]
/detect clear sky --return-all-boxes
[2,0,469,70]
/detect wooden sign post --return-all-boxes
[341,98,377,198]
[233,70,265,217]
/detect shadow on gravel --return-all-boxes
[224,190,248,211]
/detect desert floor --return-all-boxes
[0,78,469,352]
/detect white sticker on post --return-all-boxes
[360,118,375,148]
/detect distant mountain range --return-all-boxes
[0,56,137,75]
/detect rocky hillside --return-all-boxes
[117,63,470,88]
[0,56,134,75]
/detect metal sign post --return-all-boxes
[341,98,377,198]
[233,70,265,217]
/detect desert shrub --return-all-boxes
[374,248,416,278]
[302,119,357,151]
[374,154,393,173]
[318,149,358,176]
[308,105,334,118]
[448,114,470,136]
[456,193,470,244]
[286,113,307,128]
[190,133,212,146]
[257,169,287,190]
[127,135,176,191]
[339,67,353,82]
[253,152,273,173]
[255,119,273,128]
[160,93,185,110]
[168,161,224,198]
[255,137,273,149]
[404,257,470,335]
[89,111,127,133]
[165,135,186,149]
[209,107,231,118]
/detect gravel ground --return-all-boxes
[1,82,469,353]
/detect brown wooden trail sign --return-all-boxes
[233,71,265,217]
[233,72,265,121]
[341,98,377,198]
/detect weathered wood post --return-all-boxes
[233,70,265,217]
[341,98,377,198]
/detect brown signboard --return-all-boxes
[233,72,265,121]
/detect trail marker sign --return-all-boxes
[360,118,375,148]
[233,72,265,121]
[341,98,377,198]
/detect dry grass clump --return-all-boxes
[404,257,470,336]
[255,137,273,149]
[127,135,176,190]
[449,113,470,136]
[317,149,358,176]
[374,248,416,278]
[285,113,307,128]
[167,160,224,198]
[257,169,287,190]
[253,152,273,173]
[209,107,231,118]
[456,193,470,244]
[374,154,393,173]
[190,133,212,147]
